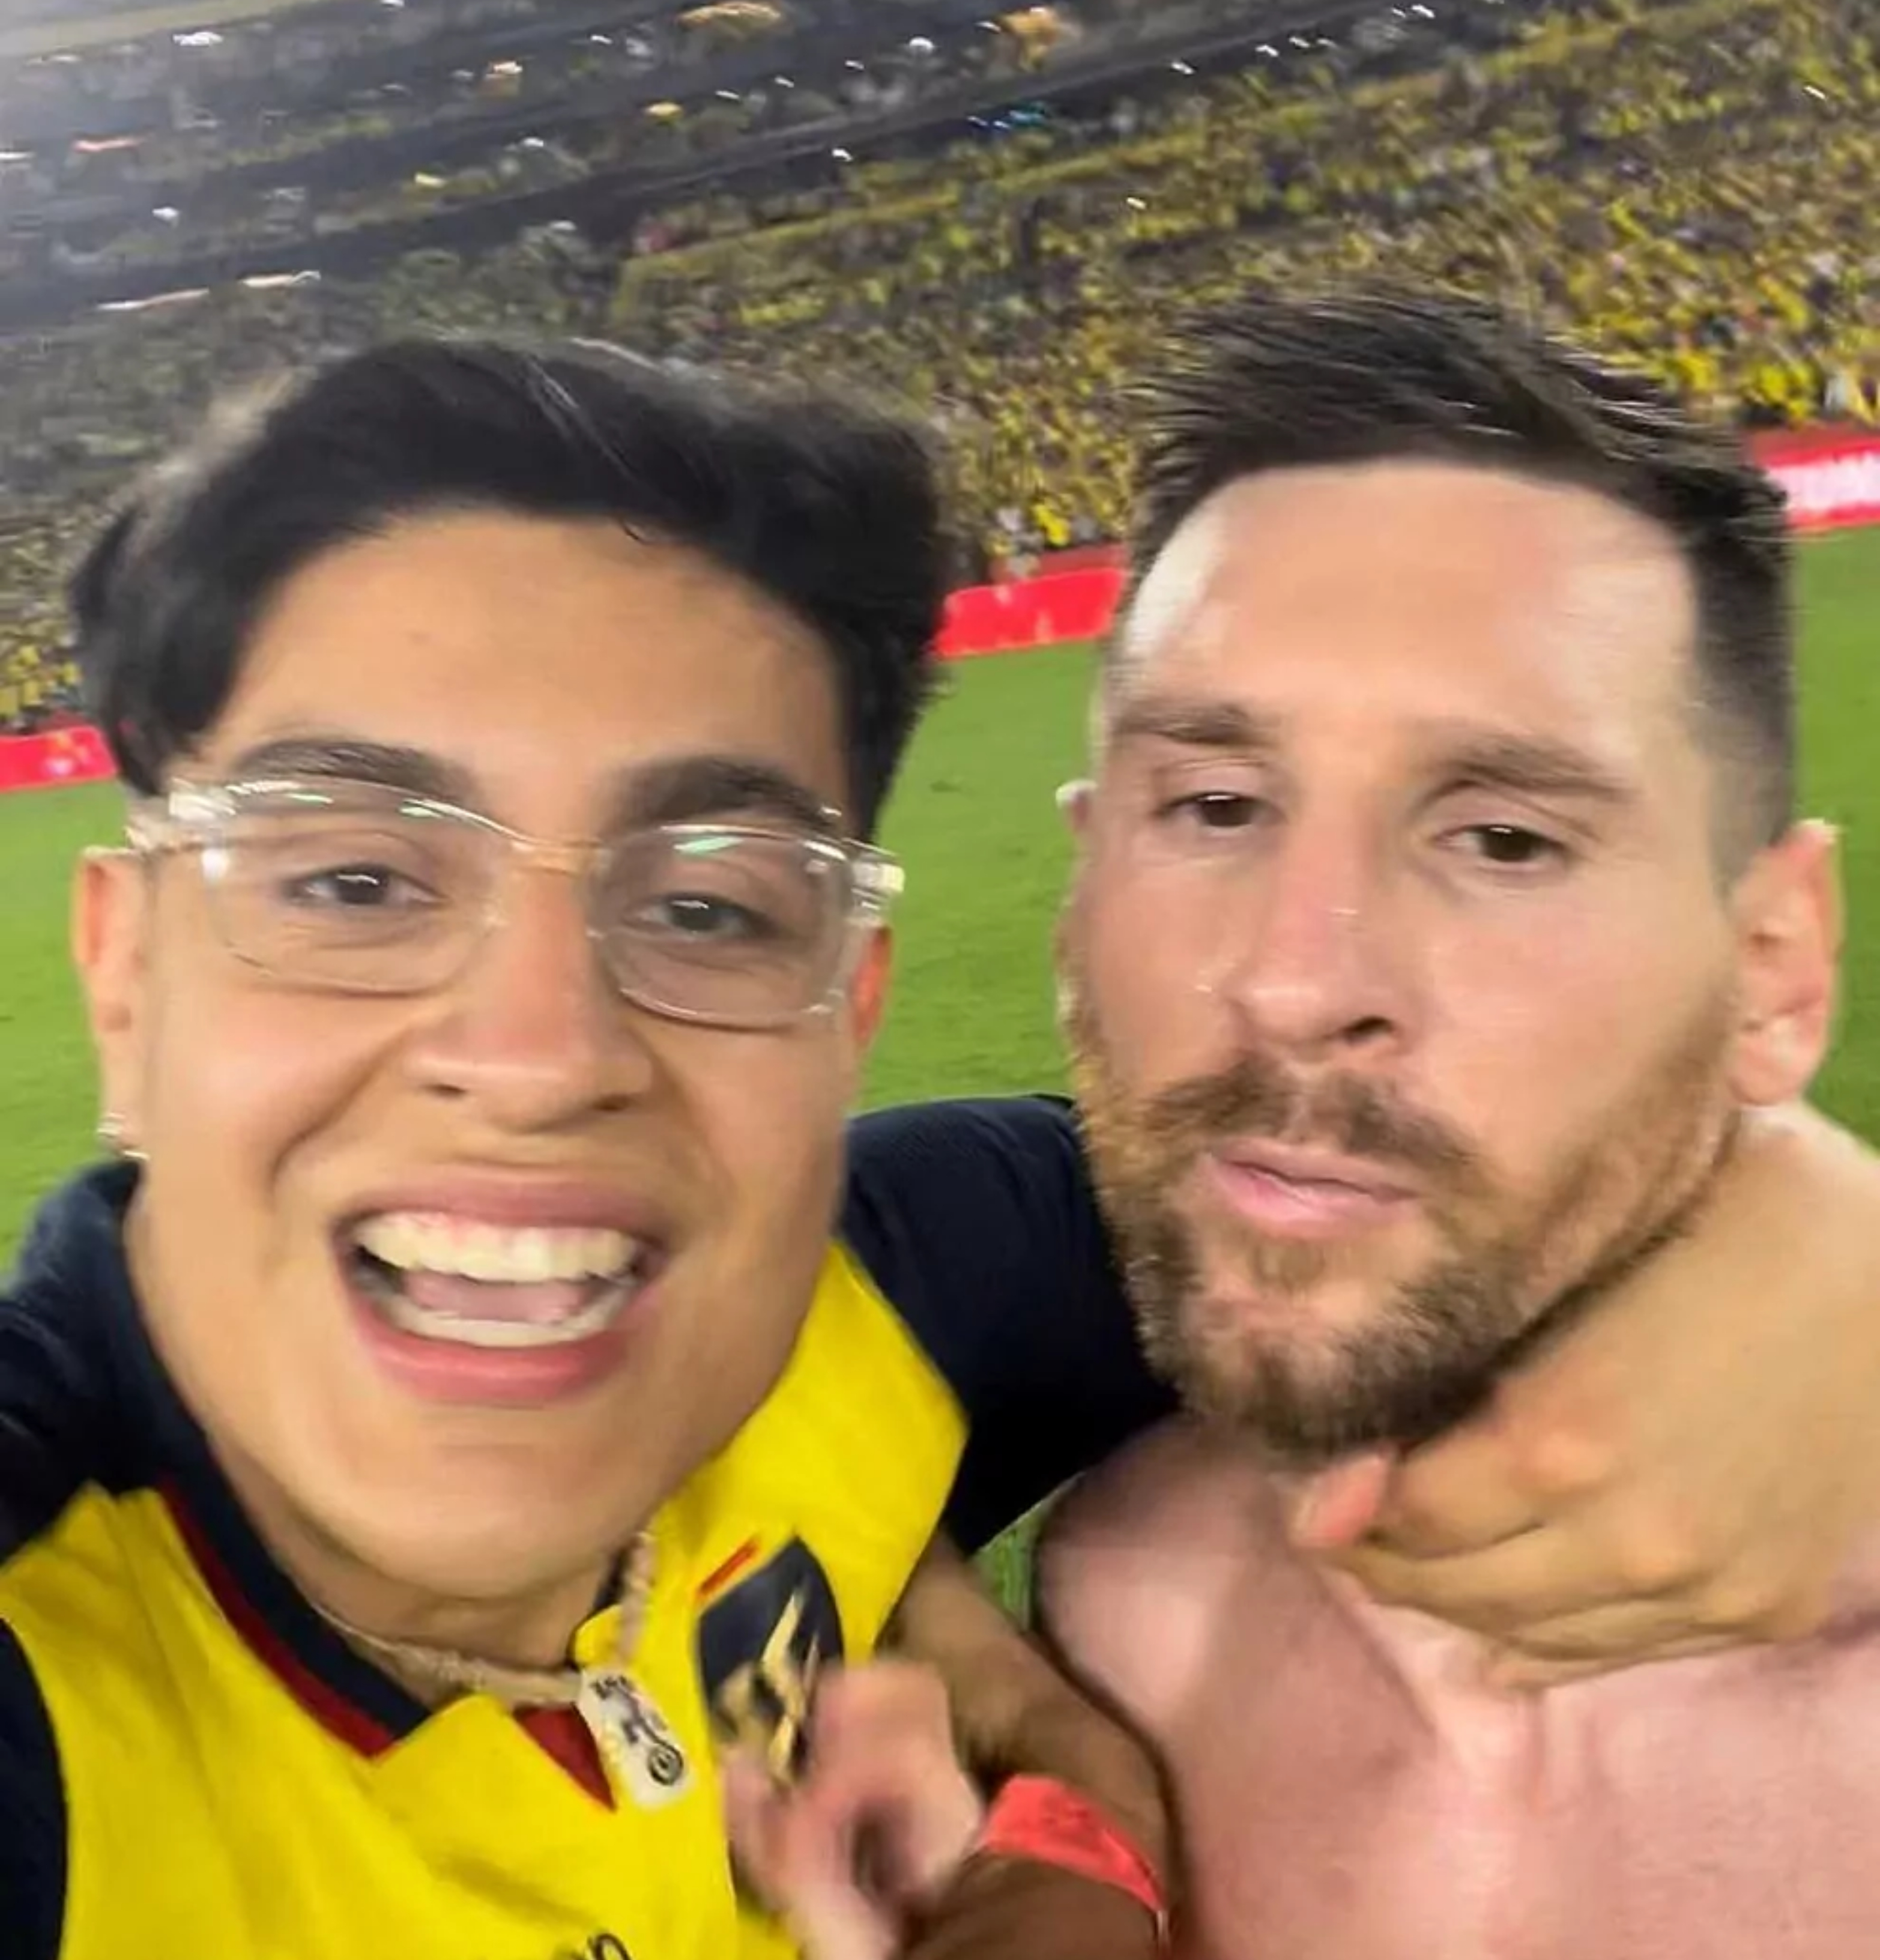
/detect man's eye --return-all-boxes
[1157,790,1263,831]
[283,865,437,909]
[634,894,778,942]
[1448,824,1569,870]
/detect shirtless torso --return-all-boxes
[1043,1423,1880,1959]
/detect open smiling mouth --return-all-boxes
[343,1215,662,1350]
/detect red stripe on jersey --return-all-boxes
[698,1537,762,1603]
[518,1706,615,1809]
[161,1482,399,1759]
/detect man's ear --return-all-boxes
[1057,778,1095,839]
[1729,819,1840,1107]
[847,926,893,1056]
[72,847,151,1145]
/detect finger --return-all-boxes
[1483,1596,1709,1667]
[1333,1518,1669,1636]
[779,1869,899,1960]
[1365,1418,1555,1556]
[770,1783,900,1960]
[1480,1565,1825,1676]
[791,1755,979,1905]
[1285,1451,1395,1551]
[1484,1629,1744,1691]
[722,1751,790,1905]
[805,1668,982,1901]
[724,1745,900,1960]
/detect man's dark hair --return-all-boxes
[72,336,949,834]
[1126,285,1795,854]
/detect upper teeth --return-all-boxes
[354,1214,638,1284]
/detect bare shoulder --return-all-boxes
[1044,1420,1282,1556]
[1035,1420,1290,1729]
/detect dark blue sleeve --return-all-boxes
[841,1096,1175,1550]
[0,1284,116,1560]
[0,1621,64,1960]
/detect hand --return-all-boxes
[1294,1106,1880,1686]
[724,1660,983,1960]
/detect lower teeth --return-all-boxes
[357,1259,633,1349]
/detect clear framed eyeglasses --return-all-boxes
[125,777,904,1032]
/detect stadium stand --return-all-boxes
[1,0,1876,727]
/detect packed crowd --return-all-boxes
[615,0,1880,564]
[2,0,1173,281]
[1,0,1876,726]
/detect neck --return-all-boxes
[219,1448,617,1677]
[315,1562,614,1678]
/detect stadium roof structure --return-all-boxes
[1,0,319,63]
[0,0,1488,330]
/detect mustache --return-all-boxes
[1129,1050,1483,1186]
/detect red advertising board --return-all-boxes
[1750,427,1880,535]
[937,566,1126,660]
[0,724,114,794]
[5,428,1876,790]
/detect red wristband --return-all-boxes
[972,1773,1170,1946]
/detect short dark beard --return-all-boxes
[1063,963,1740,1468]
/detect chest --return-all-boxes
[1159,1562,1880,1959]
[31,1546,801,1960]
[1050,1436,1880,1960]
[8,1492,877,1960]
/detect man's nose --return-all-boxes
[405,865,654,1130]
[1200,832,1412,1065]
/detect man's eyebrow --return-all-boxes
[1433,729,1636,806]
[1107,692,1278,753]
[222,735,476,805]
[220,735,841,836]
[614,755,842,836]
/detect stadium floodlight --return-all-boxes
[97,287,208,313]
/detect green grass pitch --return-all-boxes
[4,525,1878,1266]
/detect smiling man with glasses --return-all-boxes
[0,337,1176,1960]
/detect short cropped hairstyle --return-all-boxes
[1125,285,1795,856]
[71,336,949,835]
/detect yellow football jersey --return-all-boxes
[0,1243,964,1960]
[0,1106,1171,1958]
